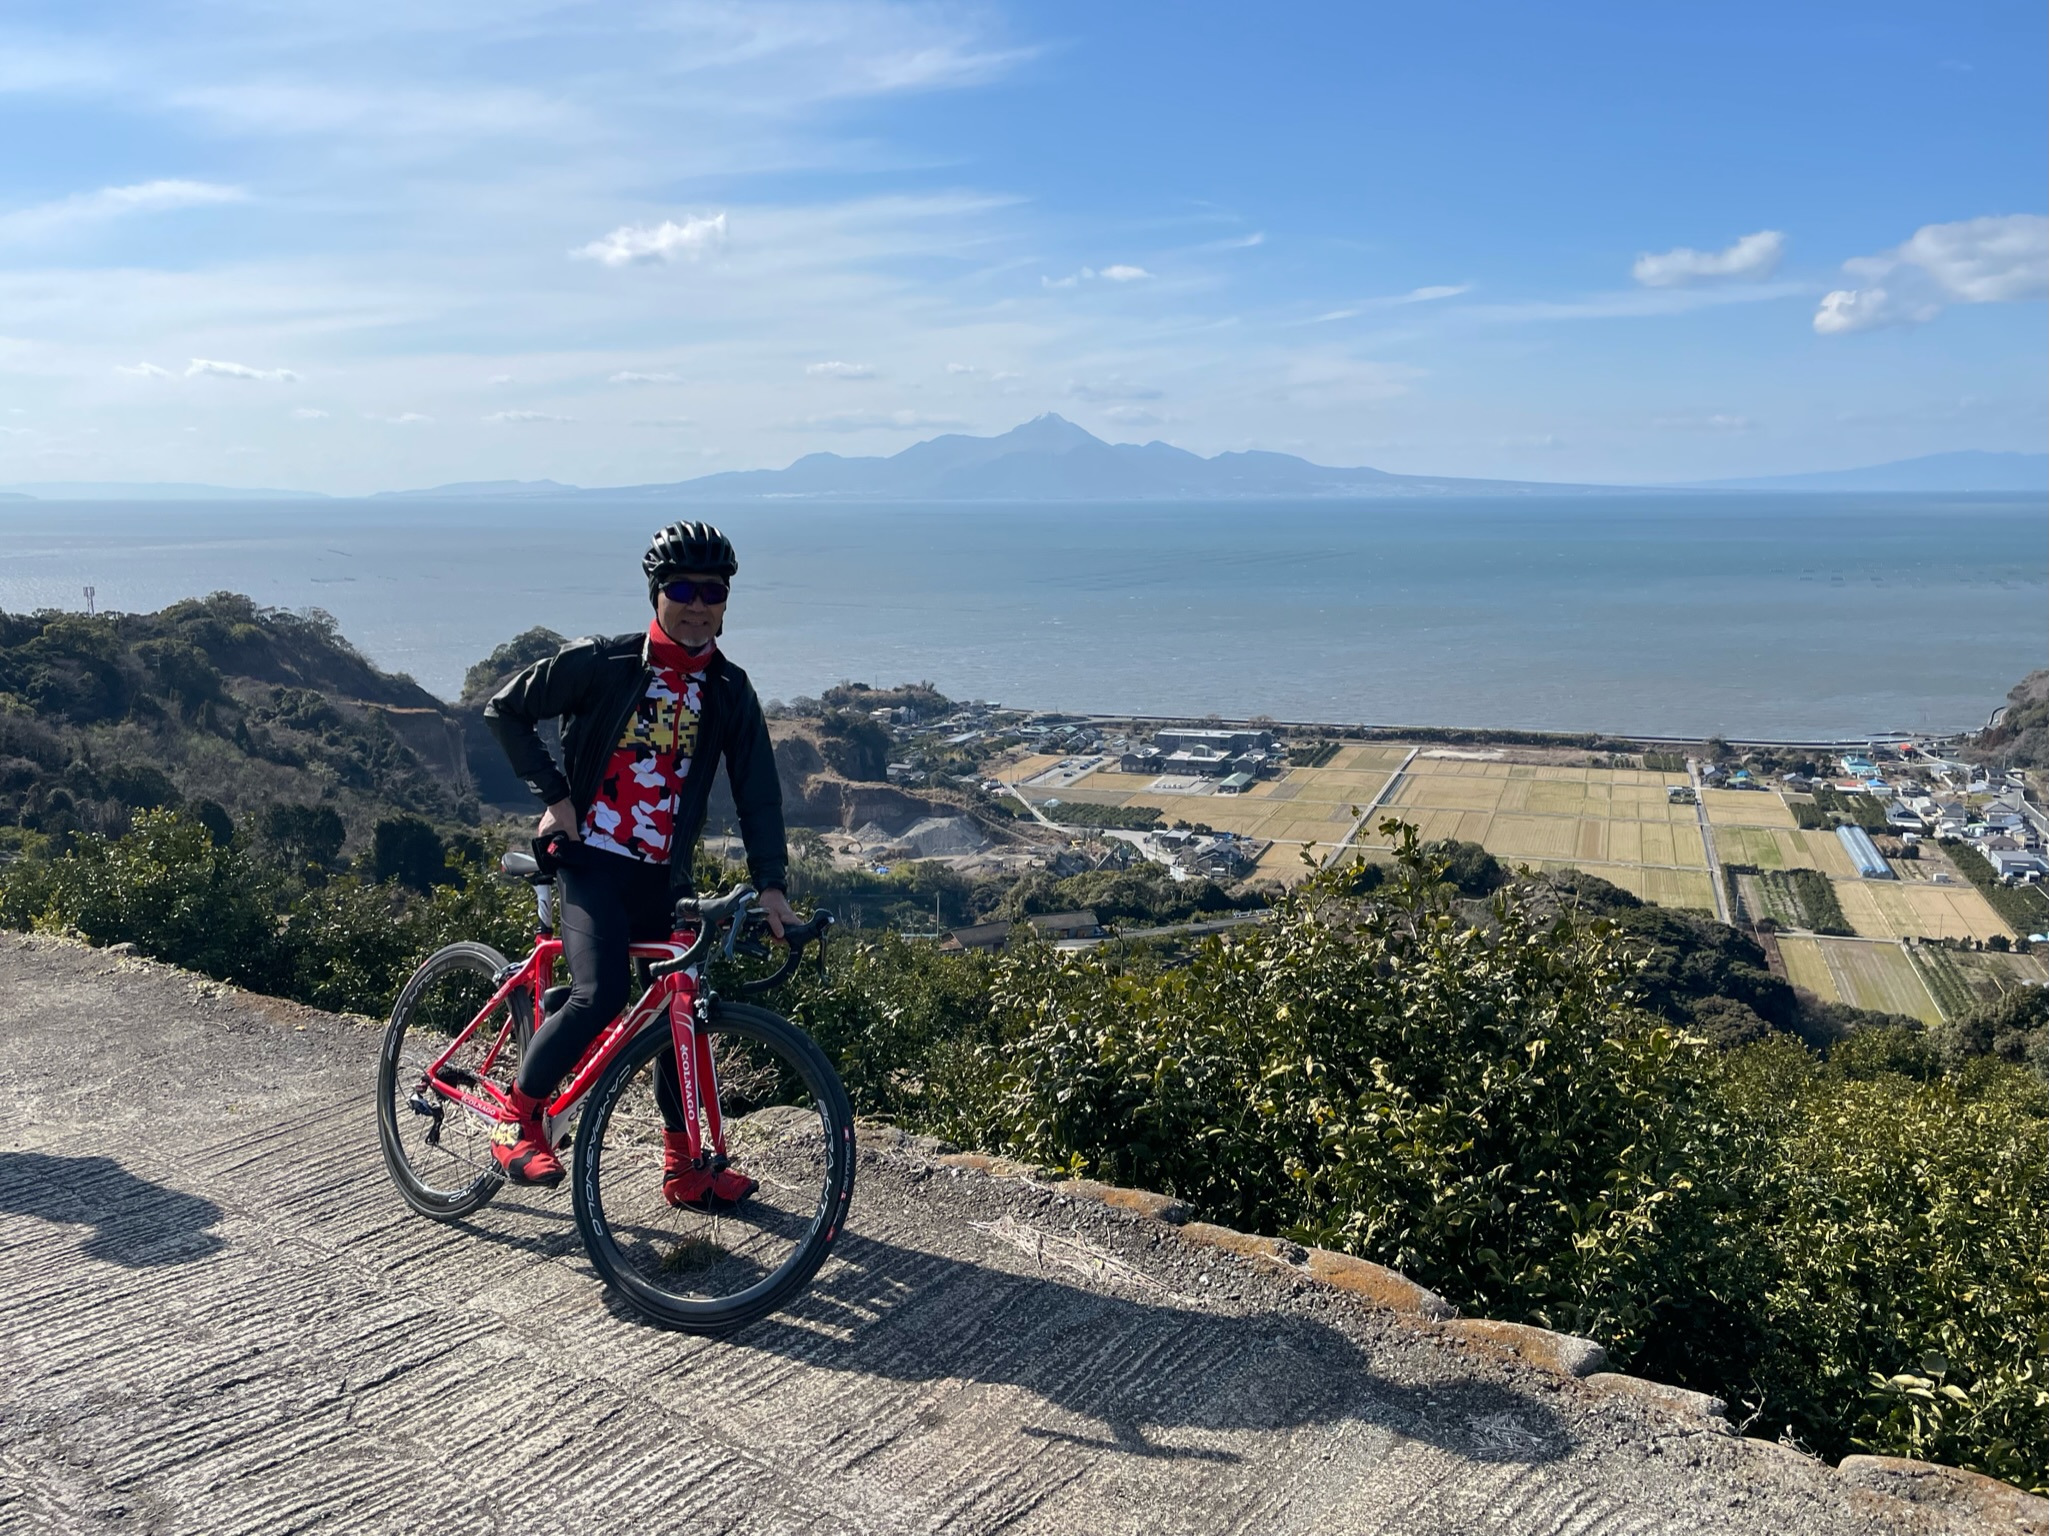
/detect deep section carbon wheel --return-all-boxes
[377,941,528,1220]
[572,999,855,1334]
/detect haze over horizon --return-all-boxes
[1,2,2043,496]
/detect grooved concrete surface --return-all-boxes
[0,935,2016,1535]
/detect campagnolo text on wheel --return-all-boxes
[373,523,856,1333]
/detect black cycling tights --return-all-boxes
[515,845,687,1129]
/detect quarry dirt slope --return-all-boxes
[1,933,2041,1536]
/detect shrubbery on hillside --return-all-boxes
[0,808,528,1014]
[0,594,476,847]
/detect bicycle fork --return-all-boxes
[666,972,731,1174]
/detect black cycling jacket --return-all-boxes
[483,631,789,895]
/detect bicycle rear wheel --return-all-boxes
[572,999,855,1333]
[377,941,526,1220]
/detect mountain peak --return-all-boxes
[1005,412,1101,450]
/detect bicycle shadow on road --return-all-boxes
[0,1152,227,1268]
[723,1229,1570,1467]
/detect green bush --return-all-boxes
[0,808,531,1018]
[1725,1041,2049,1484]
[955,825,1759,1363]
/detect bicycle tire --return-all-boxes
[377,940,518,1220]
[572,999,856,1334]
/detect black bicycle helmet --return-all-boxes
[643,520,738,603]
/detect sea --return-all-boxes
[1,493,2042,740]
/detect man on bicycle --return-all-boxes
[483,521,795,1204]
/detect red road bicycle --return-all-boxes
[375,850,855,1333]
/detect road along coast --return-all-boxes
[4,932,2042,1535]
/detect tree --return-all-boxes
[261,803,347,873]
[368,815,448,892]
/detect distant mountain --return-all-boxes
[1688,451,2048,493]
[370,479,579,500]
[410,414,1618,503]
[0,481,328,501]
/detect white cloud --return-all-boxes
[1653,413,1754,432]
[368,412,433,424]
[1204,232,1265,251]
[1067,377,1162,402]
[1308,285,1469,324]
[573,212,727,267]
[795,409,965,432]
[113,361,174,378]
[484,410,573,423]
[1815,214,2049,334]
[292,407,330,419]
[1101,405,1164,427]
[610,370,680,384]
[186,357,298,382]
[1044,264,1154,288]
[1632,230,1784,287]
[0,179,247,242]
[805,360,875,379]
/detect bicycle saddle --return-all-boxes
[499,850,550,883]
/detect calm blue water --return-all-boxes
[1,495,2041,738]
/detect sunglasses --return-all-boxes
[662,578,730,606]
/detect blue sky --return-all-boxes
[0,0,2042,493]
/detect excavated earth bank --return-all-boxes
[1,933,2043,1536]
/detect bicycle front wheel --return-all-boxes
[572,999,855,1334]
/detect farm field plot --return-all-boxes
[1832,939,1943,1023]
[1331,744,1414,771]
[1774,935,1837,1001]
[1774,935,1940,1021]
[1833,879,2014,943]
[1390,774,1508,813]
[1909,945,2049,1018]
[1531,861,1716,912]
[1713,826,1856,876]
[1486,814,1602,861]
[1281,769,1395,803]
[1701,789,1799,829]
[1005,753,1068,781]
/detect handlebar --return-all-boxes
[647,883,835,991]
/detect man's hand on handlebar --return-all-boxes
[758,886,796,940]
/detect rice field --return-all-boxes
[1832,879,2015,943]
[1774,935,1943,1024]
[1712,826,1858,877]
[1699,788,1800,829]
[1016,746,1725,908]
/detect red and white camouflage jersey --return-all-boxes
[581,623,715,864]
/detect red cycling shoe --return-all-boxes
[662,1130,756,1211]
[490,1087,564,1188]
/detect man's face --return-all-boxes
[654,572,728,649]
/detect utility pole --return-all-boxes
[83,586,95,616]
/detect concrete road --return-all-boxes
[0,934,2030,1535]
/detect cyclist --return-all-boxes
[483,521,794,1205]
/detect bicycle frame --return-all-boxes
[417,927,732,1168]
